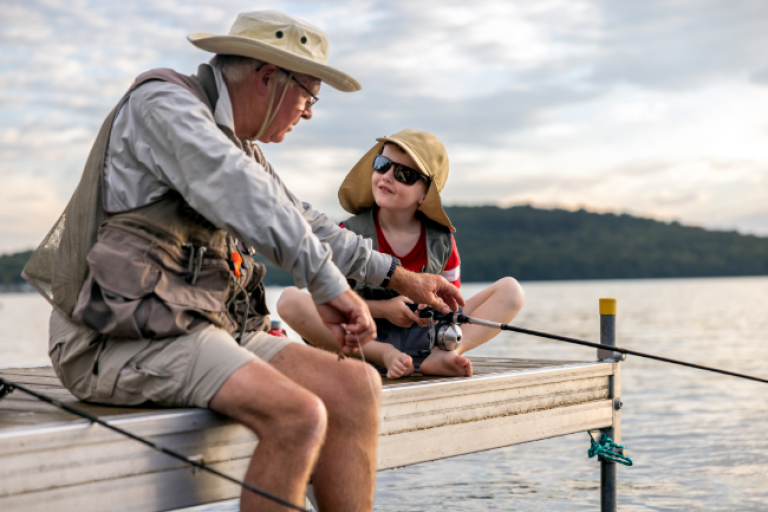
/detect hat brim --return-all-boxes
[338,140,455,231]
[188,33,361,92]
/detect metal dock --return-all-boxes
[0,303,623,511]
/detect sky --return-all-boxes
[1,0,768,253]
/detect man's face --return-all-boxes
[258,74,321,144]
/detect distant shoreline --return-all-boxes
[3,205,768,287]
[2,275,766,297]
[0,283,35,294]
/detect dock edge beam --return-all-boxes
[598,298,620,512]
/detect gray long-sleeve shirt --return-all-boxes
[102,64,391,304]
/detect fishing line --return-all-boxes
[354,331,379,402]
[340,323,379,403]
[0,376,309,512]
[449,312,768,385]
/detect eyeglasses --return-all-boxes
[372,154,431,186]
[279,68,319,110]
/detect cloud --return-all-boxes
[751,66,768,85]
[590,0,768,90]
[706,210,768,236]
[2,0,768,252]
[649,190,708,207]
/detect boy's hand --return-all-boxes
[381,296,429,328]
[318,289,377,355]
[387,267,465,314]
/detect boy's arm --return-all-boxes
[365,296,426,328]
[364,299,387,319]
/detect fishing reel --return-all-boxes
[408,304,463,352]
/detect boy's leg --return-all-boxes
[457,277,525,354]
[419,277,523,377]
[277,287,342,352]
[362,340,414,379]
[278,287,413,378]
[419,346,473,377]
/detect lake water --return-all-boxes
[2,277,767,511]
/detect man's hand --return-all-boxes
[387,267,465,313]
[316,289,377,355]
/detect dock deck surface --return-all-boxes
[0,357,615,511]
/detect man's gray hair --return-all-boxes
[211,54,318,87]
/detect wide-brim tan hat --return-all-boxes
[338,129,454,231]
[188,10,360,92]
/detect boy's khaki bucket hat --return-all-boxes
[188,10,360,92]
[338,129,454,231]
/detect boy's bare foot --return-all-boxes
[419,349,473,377]
[383,349,415,379]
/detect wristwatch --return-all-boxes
[380,257,401,289]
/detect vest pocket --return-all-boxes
[72,222,231,339]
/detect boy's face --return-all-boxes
[372,144,429,213]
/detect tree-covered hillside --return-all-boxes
[0,250,33,286]
[2,206,767,288]
[446,205,768,282]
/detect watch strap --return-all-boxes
[380,257,401,289]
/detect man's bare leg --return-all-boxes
[270,343,382,511]
[457,277,525,354]
[209,358,328,512]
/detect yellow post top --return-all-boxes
[599,298,617,315]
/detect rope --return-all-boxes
[588,431,633,466]
[0,376,309,512]
[254,70,293,140]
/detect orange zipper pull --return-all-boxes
[232,251,243,277]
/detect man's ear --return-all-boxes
[255,65,278,94]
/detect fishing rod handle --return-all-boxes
[465,317,502,329]
[406,302,434,318]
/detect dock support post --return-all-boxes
[598,298,620,512]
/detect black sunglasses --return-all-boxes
[372,154,430,186]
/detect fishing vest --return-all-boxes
[23,64,269,340]
[342,206,452,301]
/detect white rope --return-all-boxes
[253,70,293,140]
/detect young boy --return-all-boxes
[277,129,525,378]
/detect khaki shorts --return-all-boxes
[49,310,300,408]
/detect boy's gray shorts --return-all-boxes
[49,310,301,409]
[374,320,432,372]
[374,307,464,372]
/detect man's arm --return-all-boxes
[130,82,348,305]
[387,267,465,313]
[262,175,391,287]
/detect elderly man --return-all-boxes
[23,10,463,512]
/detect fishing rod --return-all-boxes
[0,377,309,512]
[411,306,768,385]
